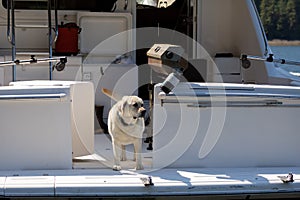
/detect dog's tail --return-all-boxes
[102,88,123,102]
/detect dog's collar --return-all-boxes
[117,111,135,126]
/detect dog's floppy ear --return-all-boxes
[118,96,129,115]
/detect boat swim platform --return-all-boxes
[0,135,300,198]
[0,167,300,198]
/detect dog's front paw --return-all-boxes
[135,164,144,170]
[113,165,122,171]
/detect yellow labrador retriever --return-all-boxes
[102,89,146,171]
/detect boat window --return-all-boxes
[2,0,117,11]
[2,0,178,10]
[137,0,176,8]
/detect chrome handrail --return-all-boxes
[6,0,16,81]
[241,54,300,69]
[48,0,59,80]
[6,0,59,81]
[0,56,67,68]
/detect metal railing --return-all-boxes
[6,0,59,81]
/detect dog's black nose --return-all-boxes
[141,109,146,117]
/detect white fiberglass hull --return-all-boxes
[0,82,300,198]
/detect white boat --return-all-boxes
[0,0,300,199]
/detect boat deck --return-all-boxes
[0,134,300,198]
[73,133,153,170]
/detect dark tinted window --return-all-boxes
[2,0,117,11]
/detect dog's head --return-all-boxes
[119,96,146,119]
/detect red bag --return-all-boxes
[55,23,81,56]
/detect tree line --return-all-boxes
[254,0,300,40]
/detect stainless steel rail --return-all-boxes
[158,92,300,100]
[6,0,16,81]
[0,56,67,68]
[241,54,300,69]
[48,0,59,80]
[158,91,300,106]
[6,0,59,81]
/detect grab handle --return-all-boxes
[0,93,66,100]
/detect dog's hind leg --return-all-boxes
[120,145,127,161]
[112,141,122,171]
